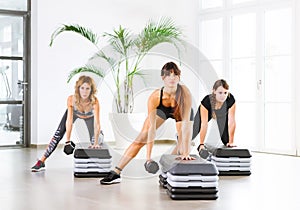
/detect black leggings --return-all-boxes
[43,110,97,158]
[192,107,229,146]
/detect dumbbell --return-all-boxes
[199,148,210,159]
[198,144,210,159]
[64,141,76,155]
[144,160,159,174]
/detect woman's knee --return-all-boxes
[132,142,146,149]
[134,131,148,143]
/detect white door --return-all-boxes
[199,1,295,155]
[231,8,294,155]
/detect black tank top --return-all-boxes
[156,87,179,121]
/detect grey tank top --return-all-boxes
[72,96,94,118]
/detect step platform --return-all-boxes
[73,148,112,178]
[159,154,219,200]
[166,183,218,194]
[74,162,112,168]
[74,158,112,164]
[159,154,218,175]
[167,172,219,182]
[159,172,167,188]
[166,189,218,200]
[74,148,112,159]
[211,147,252,176]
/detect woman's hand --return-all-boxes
[176,155,196,160]
[88,144,101,149]
[197,144,205,151]
[226,142,237,147]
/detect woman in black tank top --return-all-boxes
[194,79,237,153]
[100,62,194,185]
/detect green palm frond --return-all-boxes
[128,68,145,77]
[135,17,183,54]
[49,24,99,47]
[127,69,147,88]
[103,26,134,57]
[93,50,118,70]
[49,17,184,113]
[67,65,105,83]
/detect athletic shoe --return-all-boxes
[100,171,121,185]
[31,160,45,172]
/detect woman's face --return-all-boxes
[214,86,229,103]
[79,82,92,100]
[162,70,180,88]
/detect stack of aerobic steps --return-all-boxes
[211,147,252,176]
[73,148,112,178]
[159,171,168,188]
[159,154,219,200]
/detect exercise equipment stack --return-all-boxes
[159,154,219,200]
[211,147,252,176]
[73,148,112,178]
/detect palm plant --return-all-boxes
[50,17,184,113]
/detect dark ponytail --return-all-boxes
[174,84,184,121]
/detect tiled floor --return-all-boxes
[1,143,300,210]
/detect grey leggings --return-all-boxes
[43,109,102,158]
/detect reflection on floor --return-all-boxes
[1,143,300,210]
[0,125,20,146]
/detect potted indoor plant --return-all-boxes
[49,17,184,148]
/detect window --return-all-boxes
[264,8,293,152]
[199,18,223,77]
[0,0,30,147]
[199,0,294,154]
[0,0,27,11]
[201,0,223,9]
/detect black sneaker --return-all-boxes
[100,171,121,185]
[31,160,45,172]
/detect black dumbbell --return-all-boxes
[198,144,210,159]
[64,141,75,155]
[144,160,159,174]
[199,148,210,159]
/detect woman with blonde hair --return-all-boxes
[31,75,103,172]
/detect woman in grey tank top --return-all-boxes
[31,75,103,172]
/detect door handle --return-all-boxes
[17,81,28,85]
[257,80,262,90]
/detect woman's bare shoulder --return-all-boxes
[181,84,191,92]
[67,95,74,106]
[148,88,161,105]
[67,95,73,100]
[149,88,160,99]
[181,84,192,97]
[94,97,100,105]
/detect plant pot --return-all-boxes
[109,112,146,149]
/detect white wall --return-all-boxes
[31,0,200,145]
[295,0,300,155]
